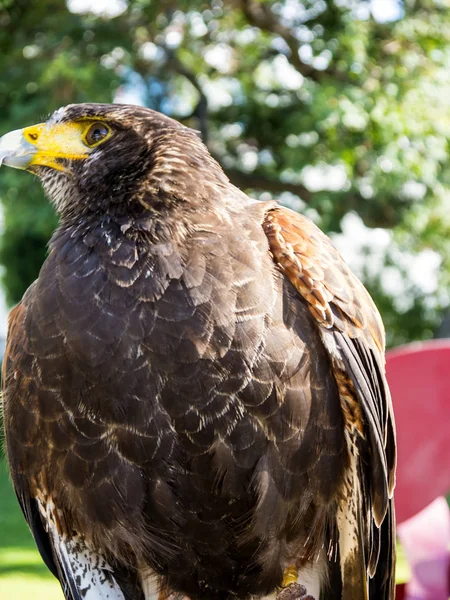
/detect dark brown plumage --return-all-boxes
[0,103,396,600]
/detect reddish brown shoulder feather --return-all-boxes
[262,206,385,353]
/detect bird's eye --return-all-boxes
[84,122,110,147]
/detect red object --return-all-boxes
[386,340,450,524]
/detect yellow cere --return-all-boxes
[22,120,104,172]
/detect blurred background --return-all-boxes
[0,0,449,598]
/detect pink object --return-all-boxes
[397,497,450,600]
[385,340,450,524]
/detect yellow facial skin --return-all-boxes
[0,119,112,172]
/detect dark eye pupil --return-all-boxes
[86,123,109,145]
[92,128,104,141]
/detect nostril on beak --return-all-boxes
[22,124,45,146]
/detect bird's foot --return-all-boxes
[276,583,315,600]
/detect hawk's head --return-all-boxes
[0,103,226,219]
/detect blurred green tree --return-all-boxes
[0,0,449,347]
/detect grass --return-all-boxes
[0,458,62,599]
[396,541,411,585]
[0,456,410,597]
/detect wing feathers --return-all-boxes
[334,331,390,525]
[262,205,396,599]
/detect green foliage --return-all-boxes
[0,458,63,598]
[0,0,124,305]
[0,0,449,346]
[0,170,56,305]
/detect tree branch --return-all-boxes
[222,166,313,201]
[240,0,346,83]
[165,52,209,143]
[222,166,400,228]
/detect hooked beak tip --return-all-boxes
[0,128,37,170]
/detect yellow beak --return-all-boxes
[0,121,92,172]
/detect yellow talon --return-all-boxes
[281,566,298,587]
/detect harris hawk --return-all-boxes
[0,104,396,600]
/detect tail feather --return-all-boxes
[336,440,395,600]
[369,498,396,600]
[336,443,369,600]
